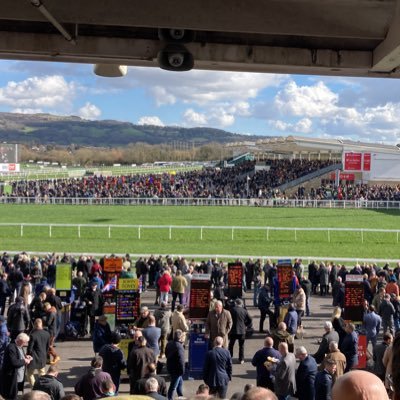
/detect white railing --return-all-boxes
[1,196,400,209]
[1,223,399,244]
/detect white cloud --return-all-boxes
[137,116,165,126]
[270,118,312,134]
[0,75,76,113]
[151,86,176,106]
[183,109,207,126]
[275,81,338,118]
[78,102,101,120]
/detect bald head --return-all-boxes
[264,336,274,348]
[332,370,389,400]
[241,387,277,400]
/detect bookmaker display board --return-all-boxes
[277,260,293,300]
[115,290,140,324]
[228,263,243,298]
[344,274,364,323]
[189,274,211,319]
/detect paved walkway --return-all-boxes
[54,289,335,398]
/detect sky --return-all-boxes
[0,60,400,144]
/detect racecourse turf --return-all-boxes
[0,204,399,259]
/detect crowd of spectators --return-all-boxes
[7,159,339,200]
[297,183,400,201]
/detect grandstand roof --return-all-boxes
[229,136,400,155]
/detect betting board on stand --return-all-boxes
[344,274,364,323]
[277,260,293,301]
[189,274,211,320]
[228,262,243,298]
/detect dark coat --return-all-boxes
[133,373,167,396]
[92,322,112,353]
[98,344,126,388]
[0,342,26,400]
[284,310,298,335]
[295,355,318,400]
[314,369,333,400]
[229,305,252,336]
[6,302,30,333]
[33,374,65,400]
[251,346,281,388]
[146,392,167,400]
[165,339,185,377]
[43,308,57,337]
[127,345,156,384]
[203,346,232,387]
[27,328,50,370]
[74,367,112,400]
[83,288,104,317]
[313,330,339,364]
[341,331,358,370]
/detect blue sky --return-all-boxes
[0,60,400,144]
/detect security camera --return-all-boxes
[158,28,195,43]
[168,53,185,68]
[158,44,194,71]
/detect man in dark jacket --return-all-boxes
[165,329,185,400]
[340,323,358,372]
[75,356,112,400]
[7,296,30,340]
[92,315,112,354]
[379,294,395,335]
[228,298,252,364]
[203,336,232,399]
[33,365,65,400]
[132,362,167,397]
[128,336,156,394]
[98,332,126,393]
[0,273,11,316]
[295,346,318,400]
[83,282,104,335]
[251,336,281,391]
[258,284,276,332]
[27,318,50,387]
[0,332,33,400]
[314,359,336,400]
[313,321,339,364]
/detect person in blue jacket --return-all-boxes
[314,359,336,400]
[295,346,318,400]
[203,336,232,399]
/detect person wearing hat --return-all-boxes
[92,315,112,354]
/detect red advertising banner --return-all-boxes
[228,263,243,298]
[363,153,371,171]
[344,152,362,171]
[330,173,355,181]
[277,263,293,300]
[356,334,367,369]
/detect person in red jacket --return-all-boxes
[157,270,172,305]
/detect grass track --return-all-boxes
[0,204,399,259]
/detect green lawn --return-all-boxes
[0,204,399,259]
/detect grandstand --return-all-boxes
[1,136,400,202]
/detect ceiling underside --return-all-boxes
[2,0,400,77]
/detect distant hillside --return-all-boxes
[0,112,261,147]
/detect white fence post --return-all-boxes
[49,225,52,238]
[21,224,23,237]
[169,226,172,240]
[200,227,203,240]
[108,226,111,239]
[232,228,234,240]
[138,226,141,240]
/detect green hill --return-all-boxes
[0,112,261,147]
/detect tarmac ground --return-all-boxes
[52,288,344,399]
